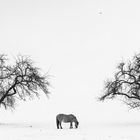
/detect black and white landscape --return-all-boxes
[0,0,140,139]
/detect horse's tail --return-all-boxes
[56,116,59,129]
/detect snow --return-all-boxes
[1,121,140,140]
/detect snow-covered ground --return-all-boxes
[1,121,140,140]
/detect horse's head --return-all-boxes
[75,120,79,128]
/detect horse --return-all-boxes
[56,114,79,129]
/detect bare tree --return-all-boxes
[99,53,140,109]
[0,54,50,109]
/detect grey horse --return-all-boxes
[56,114,79,129]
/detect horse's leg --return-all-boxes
[56,118,60,129]
[70,122,73,129]
[60,122,63,129]
[57,122,59,129]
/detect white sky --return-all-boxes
[0,0,140,125]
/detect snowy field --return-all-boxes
[1,121,140,140]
